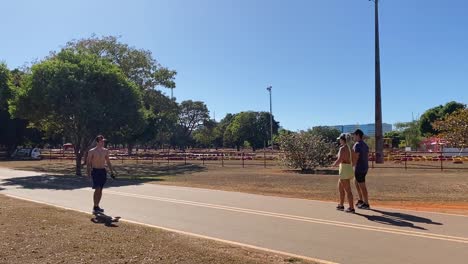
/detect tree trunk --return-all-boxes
[75,152,83,176]
[127,143,134,155]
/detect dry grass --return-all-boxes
[0,194,316,264]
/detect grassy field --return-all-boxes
[2,160,468,214]
[0,194,316,264]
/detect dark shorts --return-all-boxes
[92,168,107,189]
[355,171,367,183]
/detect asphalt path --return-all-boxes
[0,167,467,264]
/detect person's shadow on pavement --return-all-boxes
[355,209,443,230]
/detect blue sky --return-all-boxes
[2,0,467,131]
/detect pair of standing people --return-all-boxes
[333,129,370,213]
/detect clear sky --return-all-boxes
[2,0,467,131]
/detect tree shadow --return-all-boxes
[0,164,206,191]
[114,163,207,179]
[355,209,443,230]
[10,163,206,179]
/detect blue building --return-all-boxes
[330,123,392,137]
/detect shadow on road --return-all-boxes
[371,209,443,225]
[90,214,121,227]
[0,164,206,191]
[356,209,443,230]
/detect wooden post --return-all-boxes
[440,151,443,171]
[404,152,407,170]
[242,152,245,168]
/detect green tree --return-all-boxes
[0,65,42,152]
[193,119,218,148]
[170,100,210,148]
[395,120,422,150]
[178,100,210,138]
[0,63,16,151]
[140,89,179,148]
[433,109,468,149]
[419,101,465,136]
[384,130,404,149]
[65,35,176,91]
[224,111,279,151]
[278,132,335,171]
[9,51,143,175]
[307,126,341,143]
[65,36,177,151]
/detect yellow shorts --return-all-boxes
[339,163,354,180]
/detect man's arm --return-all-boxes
[105,150,114,174]
[352,144,360,167]
[86,151,93,177]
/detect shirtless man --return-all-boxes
[86,135,114,214]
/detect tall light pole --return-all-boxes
[372,0,384,163]
[266,86,273,149]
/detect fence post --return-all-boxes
[372,152,374,169]
[264,148,266,168]
[242,152,245,168]
[152,153,154,165]
[221,152,224,167]
[404,152,407,170]
[184,149,187,165]
[202,152,205,165]
[167,149,170,165]
[440,151,443,171]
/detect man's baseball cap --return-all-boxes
[96,135,107,142]
[353,129,364,137]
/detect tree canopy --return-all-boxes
[9,50,143,175]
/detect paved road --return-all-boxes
[0,167,467,264]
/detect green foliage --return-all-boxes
[278,132,335,171]
[395,120,422,150]
[419,101,465,136]
[307,126,341,143]
[141,89,179,146]
[433,109,468,148]
[65,35,176,91]
[0,63,12,110]
[0,64,42,151]
[384,130,404,149]
[223,111,279,151]
[193,119,219,148]
[64,36,178,150]
[9,50,143,175]
[170,100,210,148]
[178,100,210,137]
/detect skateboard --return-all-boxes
[91,211,121,226]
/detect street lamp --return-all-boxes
[266,86,273,149]
[371,0,384,163]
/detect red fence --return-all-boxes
[39,148,468,171]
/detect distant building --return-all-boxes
[330,123,393,137]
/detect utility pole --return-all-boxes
[266,86,273,149]
[373,0,384,163]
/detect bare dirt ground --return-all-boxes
[0,194,316,264]
[2,160,467,215]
